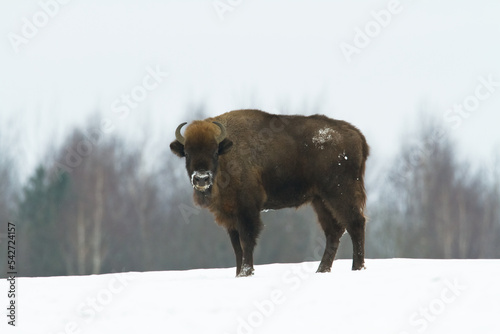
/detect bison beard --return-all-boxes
[170,109,369,277]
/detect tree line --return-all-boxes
[1,111,499,277]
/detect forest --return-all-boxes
[1,109,499,277]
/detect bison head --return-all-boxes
[170,121,233,192]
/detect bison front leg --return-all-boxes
[235,210,263,277]
[228,229,243,276]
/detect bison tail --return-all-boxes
[357,135,370,213]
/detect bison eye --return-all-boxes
[213,151,219,159]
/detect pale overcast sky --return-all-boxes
[1,0,500,179]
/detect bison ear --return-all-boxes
[170,140,185,157]
[218,138,233,156]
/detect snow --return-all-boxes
[2,259,500,334]
[312,128,341,150]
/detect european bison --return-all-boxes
[170,109,369,277]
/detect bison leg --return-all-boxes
[228,229,243,276]
[235,210,263,277]
[313,198,345,273]
[346,210,366,270]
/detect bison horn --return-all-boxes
[175,122,187,145]
[213,121,227,144]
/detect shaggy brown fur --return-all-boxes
[170,109,369,277]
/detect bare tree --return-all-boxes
[0,120,20,224]
[376,116,500,259]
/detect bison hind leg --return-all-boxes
[312,198,346,273]
[345,209,366,271]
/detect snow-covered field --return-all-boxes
[2,259,499,334]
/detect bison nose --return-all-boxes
[191,171,213,191]
[194,174,209,186]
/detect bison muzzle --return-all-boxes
[170,109,369,277]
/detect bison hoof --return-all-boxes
[316,266,331,273]
[352,264,366,271]
[237,265,254,277]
